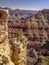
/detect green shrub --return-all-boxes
[2,55,9,64]
[41,56,49,65]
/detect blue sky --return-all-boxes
[0,0,49,10]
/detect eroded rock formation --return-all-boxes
[8,9,49,65]
[0,10,14,65]
[8,9,49,45]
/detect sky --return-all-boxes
[0,0,49,10]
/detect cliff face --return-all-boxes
[0,10,14,65]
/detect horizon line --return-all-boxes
[0,6,49,11]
